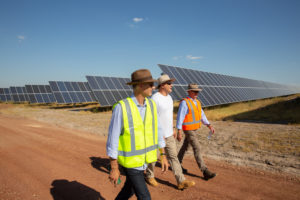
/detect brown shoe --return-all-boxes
[203,169,216,181]
[145,177,158,187]
[177,180,195,190]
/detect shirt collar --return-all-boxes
[187,96,197,102]
[130,94,147,107]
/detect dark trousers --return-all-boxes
[115,167,151,200]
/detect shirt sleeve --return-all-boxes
[176,100,188,130]
[106,103,123,159]
[201,108,210,125]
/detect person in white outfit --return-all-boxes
[145,74,195,190]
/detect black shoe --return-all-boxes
[181,166,188,174]
[203,169,216,180]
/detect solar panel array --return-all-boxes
[49,81,96,104]
[86,76,132,106]
[9,86,29,102]
[158,64,300,107]
[25,85,56,103]
[1,64,299,106]
[0,88,12,102]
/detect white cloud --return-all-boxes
[172,56,183,60]
[17,35,25,40]
[17,35,25,42]
[133,17,144,23]
[186,55,204,60]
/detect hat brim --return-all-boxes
[156,78,176,89]
[126,79,158,85]
[187,88,202,92]
[161,78,176,85]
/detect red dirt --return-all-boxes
[0,114,299,200]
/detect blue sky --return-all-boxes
[0,0,299,88]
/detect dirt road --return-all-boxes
[0,114,299,200]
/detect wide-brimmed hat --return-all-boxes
[187,83,202,91]
[156,74,176,89]
[126,69,157,85]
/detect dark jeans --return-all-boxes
[115,167,151,200]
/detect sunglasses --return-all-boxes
[143,83,154,87]
[193,91,199,94]
[162,82,172,86]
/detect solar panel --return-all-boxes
[0,88,12,102]
[0,88,5,102]
[86,76,132,106]
[49,81,96,104]
[9,86,29,102]
[25,85,56,103]
[158,64,300,107]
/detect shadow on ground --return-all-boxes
[90,157,125,176]
[155,177,177,189]
[224,97,300,124]
[155,162,202,178]
[90,157,110,174]
[50,179,105,200]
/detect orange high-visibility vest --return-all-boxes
[182,97,202,131]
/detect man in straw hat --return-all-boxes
[145,74,195,190]
[106,69,169,200]
[176,83,216,181]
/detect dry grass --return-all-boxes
[230,130,300,155]
[202,94,300,124]
[0,103,112,136]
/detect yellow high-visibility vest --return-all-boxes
[115,97,158,168]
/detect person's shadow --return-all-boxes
[155,162,202,178]
[90,157,111,174]
[50,179,105,200]
[90,157,125,176]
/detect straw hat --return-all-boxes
[126,69,157,85]
[187,83,202,91]
[156,74,176,89]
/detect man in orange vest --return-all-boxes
[176,83,216,180]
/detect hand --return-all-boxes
[208,125,215,134]
[177,129,183,142]
[173,128,177,138]
[160,155,169,173]
[109,168,120,187]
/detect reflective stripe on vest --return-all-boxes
[117,97,158,168]
[182,98,202,131]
